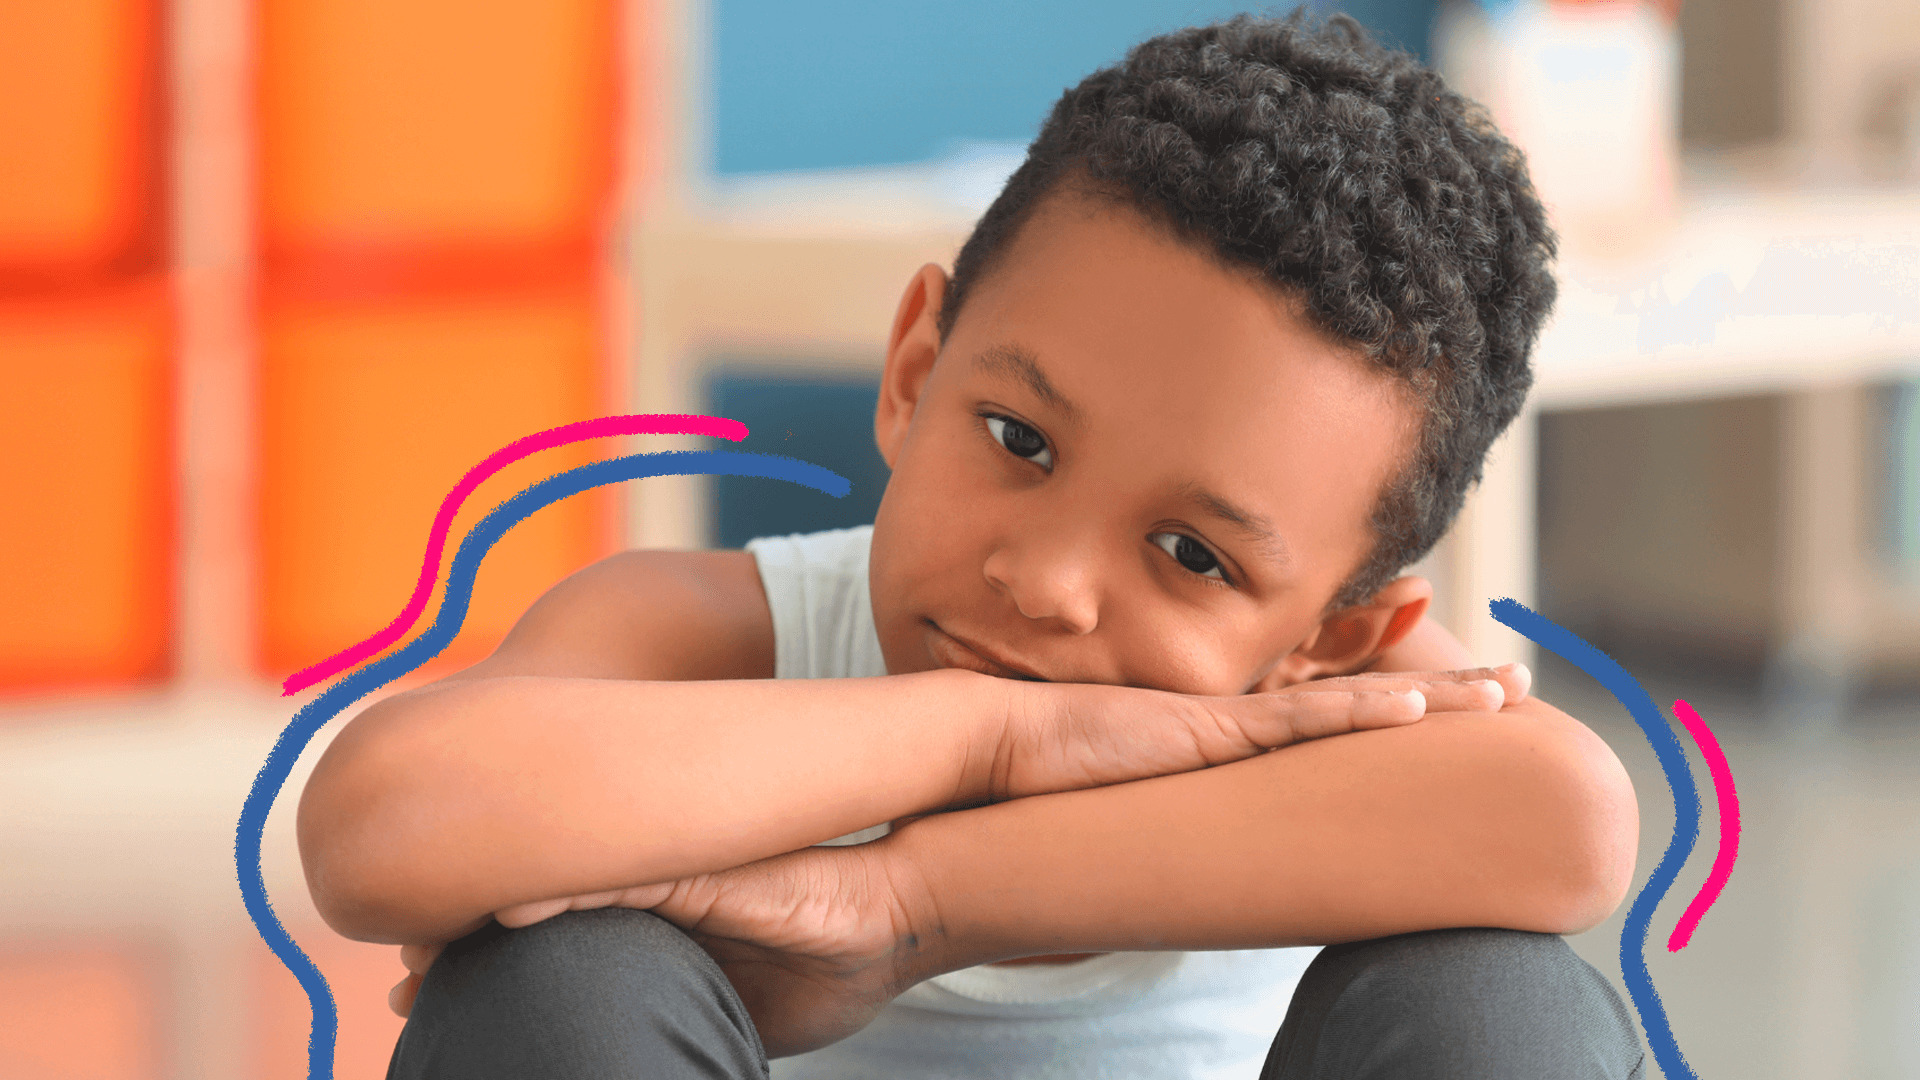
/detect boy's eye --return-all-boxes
[1151,532,1228,582]
[984,414,1053,470]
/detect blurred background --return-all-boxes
[1,0,1916,1075]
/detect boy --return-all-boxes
[300,12,1645,1078]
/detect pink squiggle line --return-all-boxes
[1667,699,1740,952]
[279,413,749,696]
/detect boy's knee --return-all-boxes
[425,907,715,1015]
[391,908,767,1080]
[1329,928,1629,1032]
[1269,929,1644,1080]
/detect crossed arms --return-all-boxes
[299,549,1638,958]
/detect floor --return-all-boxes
[1540,653,1920,1080]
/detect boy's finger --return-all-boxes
[614,882,679,910]
[496,890,617,928]
[495,898,568,927]
[1348,664,1531,707]
[1503,662,1532,703]
[1247,677,1516,747]
[1423,664,1531,704]
[1404,678,1506,713]
[389,973,421,1018]
[399,942,440,976]
[1257,689,1424,744]
[1300,677,1499,714]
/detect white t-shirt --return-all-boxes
[745,526,1319,1080]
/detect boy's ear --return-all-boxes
[874,263,950,469]
[1255,576,1433,690]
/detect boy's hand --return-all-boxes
[987,663,1529,803]
[389,841,944,1059]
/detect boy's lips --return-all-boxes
[925,622,1048,681]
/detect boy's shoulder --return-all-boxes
[451,548,775,684]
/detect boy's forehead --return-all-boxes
[951,188,1402,413]
[934,189,1421,575]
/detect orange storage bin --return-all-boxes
[258,285,612,678]
[0,283,172,693]
[256,0,619,682]
[258,0,616,265]
[0,0,161,286]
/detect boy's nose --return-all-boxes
[981,532,1102,634]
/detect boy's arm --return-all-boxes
[894,691,1637,967]
[299,549,1007,944]
[299,552,1469,946]
[883,610,1625,957]
[305,669,1009,944]
[883,614,1634,959]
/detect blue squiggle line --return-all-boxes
[1490,598,1700,1080]
[236,450,850,1080]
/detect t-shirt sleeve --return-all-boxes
[743,532,810,680]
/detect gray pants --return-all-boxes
[388,909,1645,1079]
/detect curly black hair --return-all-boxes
[936,10,1557,610]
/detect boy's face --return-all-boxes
[868,190,1420,695]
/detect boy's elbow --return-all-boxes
[297,704,445,943]
[302,847,400,944]
[299,766,412,942]
[303,834,479,946]
[1530,715,1640,935]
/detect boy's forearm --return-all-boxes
[896,697,1637,969]
[300,670,1010,943]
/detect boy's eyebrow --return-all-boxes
[1178,481,1293,568]
[974,344,1081,424]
